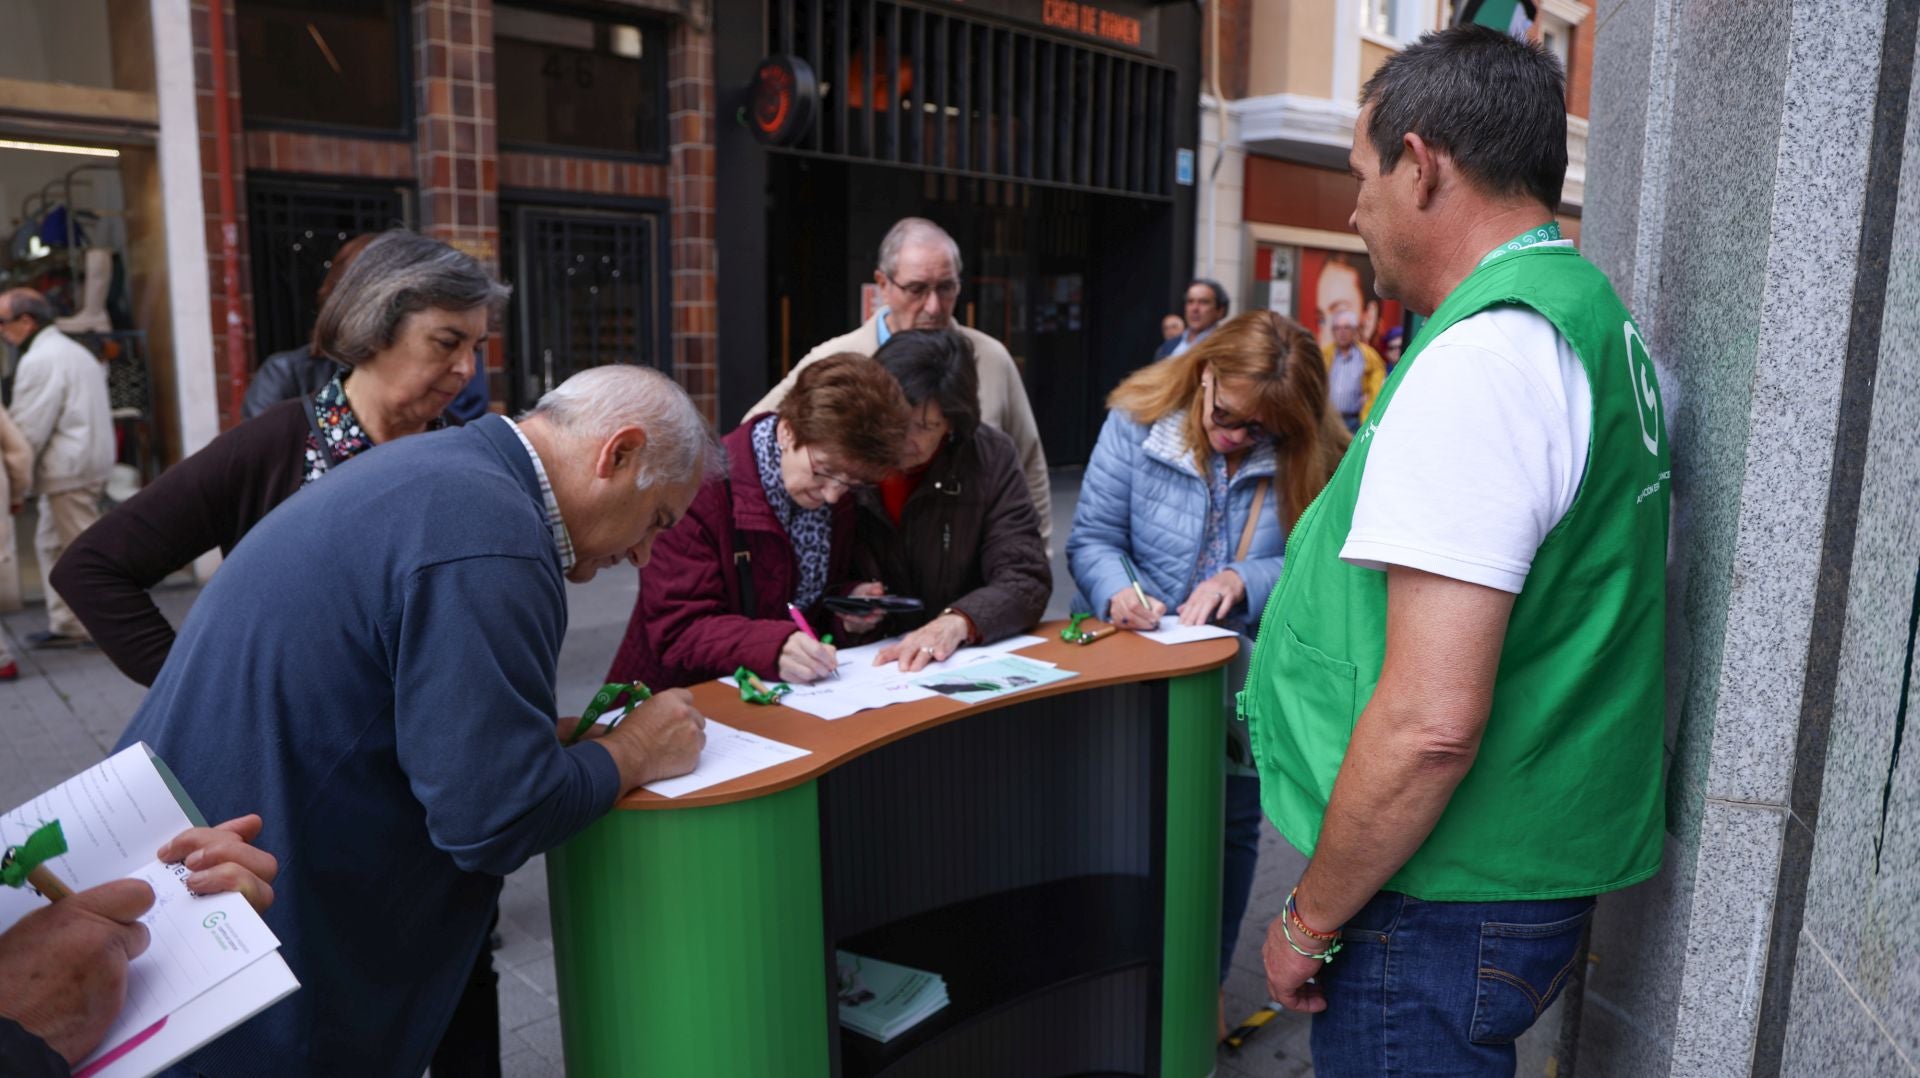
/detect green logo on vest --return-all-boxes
[1623,321,1660,456]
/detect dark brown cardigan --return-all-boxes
[50,399,312,685]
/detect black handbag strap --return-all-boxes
[720,475,757,617]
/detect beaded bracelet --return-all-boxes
[1279,913,1343,964]
[1286,887,1340,942]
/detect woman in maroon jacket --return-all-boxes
[609,353,910,689]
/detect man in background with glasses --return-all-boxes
[743,216,1052,545]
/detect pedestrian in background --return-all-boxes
[1155,278,1230,360]
[0,288,113,650]
[0,401,32,679]
[1321,308,1387,431]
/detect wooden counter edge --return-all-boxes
[611,620,1241,811]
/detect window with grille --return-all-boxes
[765,0,1178,199]
[501,204,666,410]
[245,175,412,366]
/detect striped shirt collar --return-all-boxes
[501,416,576,572]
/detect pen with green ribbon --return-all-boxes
[1,820,74,902]
[567,682,652,745]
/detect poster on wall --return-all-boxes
[1293,248,1403,359]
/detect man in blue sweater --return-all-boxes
[117,365,714,1075]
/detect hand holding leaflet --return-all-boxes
[0,746,298,1077]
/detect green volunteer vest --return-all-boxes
[1242,240,1671,901]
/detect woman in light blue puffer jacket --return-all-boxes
[1068,310,1349,1017]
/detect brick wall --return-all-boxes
[667,21,718,420]
[415,0,500,269]
[1207,0,1252,101]
[191,0,720,428]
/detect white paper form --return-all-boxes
[0,745,296,1078]
[642,721,811,798]
[1136,616,1241,645]
[721,635,1054,720]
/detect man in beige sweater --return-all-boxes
[742,218,1052,543]
[1,288,114,649]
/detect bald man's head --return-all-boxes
[0,289,54,347]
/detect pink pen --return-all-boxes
[787,603,839,679]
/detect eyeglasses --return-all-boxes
[803,447,873,492]
[884,273,961,303]
[1204,377,1271,441]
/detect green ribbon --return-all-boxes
[1479,221,1564,267]
[1060,612,1095,644]
[1,821,67,889]
[567,682,651,745]
[735,666,793,705]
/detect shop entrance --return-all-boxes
[765,155,1171,466]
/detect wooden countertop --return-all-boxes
[613,618,1239,810]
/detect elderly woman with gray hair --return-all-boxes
[51,229,511,685]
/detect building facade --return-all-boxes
[3,0,1205,480]
[1192,0,1592,359]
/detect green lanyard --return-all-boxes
[1478,221,1563,267]
[566,682,651,745]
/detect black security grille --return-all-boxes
[502,204,666,410]
[767,0,1176,199]
[245,175,411,364]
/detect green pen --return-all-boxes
[1120,553,1152,616]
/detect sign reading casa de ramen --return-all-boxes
[940,0,1159,53]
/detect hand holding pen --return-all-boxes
[782,603,841,683]
[1107,554,1166,631]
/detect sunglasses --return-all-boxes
[1203,377,1271,441]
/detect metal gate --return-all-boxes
[502,203,668,410]
[765,0,1178,198]
[245,175,412,363]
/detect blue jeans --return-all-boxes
[1310,891,1593,1076]
[1219,773,1263,982]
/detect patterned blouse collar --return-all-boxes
[302,373,459,487]
[301,375,376,486]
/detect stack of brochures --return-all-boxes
[836,950,950,1042]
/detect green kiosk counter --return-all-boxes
[547,620,1238,1077]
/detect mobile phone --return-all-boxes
[820,595,926,616]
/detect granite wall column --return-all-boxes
[1580,0,1916,1072]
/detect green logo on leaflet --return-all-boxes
[203,911,227,929]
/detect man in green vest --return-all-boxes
[1242,26,1670,1075]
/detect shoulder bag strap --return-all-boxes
[720,475,757,616]
[1234,478,1270,563]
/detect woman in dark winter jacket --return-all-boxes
[852,329,1050,671]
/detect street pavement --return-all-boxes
[0,469,1313,1076]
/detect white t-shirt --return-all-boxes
[1340,305,1592,594]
